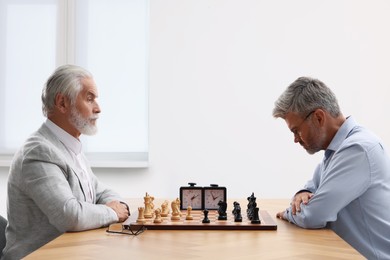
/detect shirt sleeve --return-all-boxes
[92,174,123,205]
[284,143,371,229]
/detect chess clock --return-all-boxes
[204,184,227,210]
[179,183,204,210]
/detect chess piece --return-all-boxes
[185,206,193,220]
[136,207,146,224]
[154,208,162,223]
[251,207,261,224]
[232,201,242,222]
[202,209,210,223]
[232,201,239,214]
[234,208,243,222]
[217,200,227,221]
[144,192,155,218]
[171,198,181,221]
[161,200,170,217]
[247,192,257,220]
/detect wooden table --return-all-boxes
[25,199,364,259]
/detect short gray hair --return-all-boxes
[272,77,341,119]
[41,64,93,117]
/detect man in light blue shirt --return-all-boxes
[272,77,390,259]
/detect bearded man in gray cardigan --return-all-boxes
[1,65,130,260]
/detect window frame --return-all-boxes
[0,0,149,168]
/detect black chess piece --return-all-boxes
[202,209,210,223]
[232,201,239,214]
[251,207,261,224]
[247,192,257,220]
[218,200,227,220]
[232,201,242,222]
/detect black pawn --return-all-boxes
[202,209,210,223]
[251,207,261,224]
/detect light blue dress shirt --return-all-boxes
[284,116,390,259]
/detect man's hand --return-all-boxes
[291,191,313,215]
[106,200,130,222]
[276,210,287,220]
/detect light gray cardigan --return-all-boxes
[2,123,122,260]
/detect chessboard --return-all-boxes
[124,209,277,231]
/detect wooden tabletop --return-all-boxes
[25,199,364,259]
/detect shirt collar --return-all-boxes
[325,116,357,157]
[45,119,82,155]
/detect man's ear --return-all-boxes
[54,93,69,113]
[313,109,326,127]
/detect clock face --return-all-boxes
[204,188,226,210]
[180,188,203,210]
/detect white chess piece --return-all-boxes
[154,208,162,223]
[137,207,146,224]
[186,206,193,220]
[161,200,170,217]
[143,192,155,218]
[171,198,181,220]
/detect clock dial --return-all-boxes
[180,183,204,210]
[204,187,227,210]
[181,189,203,210]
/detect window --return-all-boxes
[0,0,149,167]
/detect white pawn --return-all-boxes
[154,208,162,223]
[186,206,193,220]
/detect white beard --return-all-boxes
[70,107,98,136]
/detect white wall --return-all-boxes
[1,0,390,217]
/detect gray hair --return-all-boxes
[41,64,93,117]
[272,77,341,119]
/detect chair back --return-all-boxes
[0,215,7,257]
